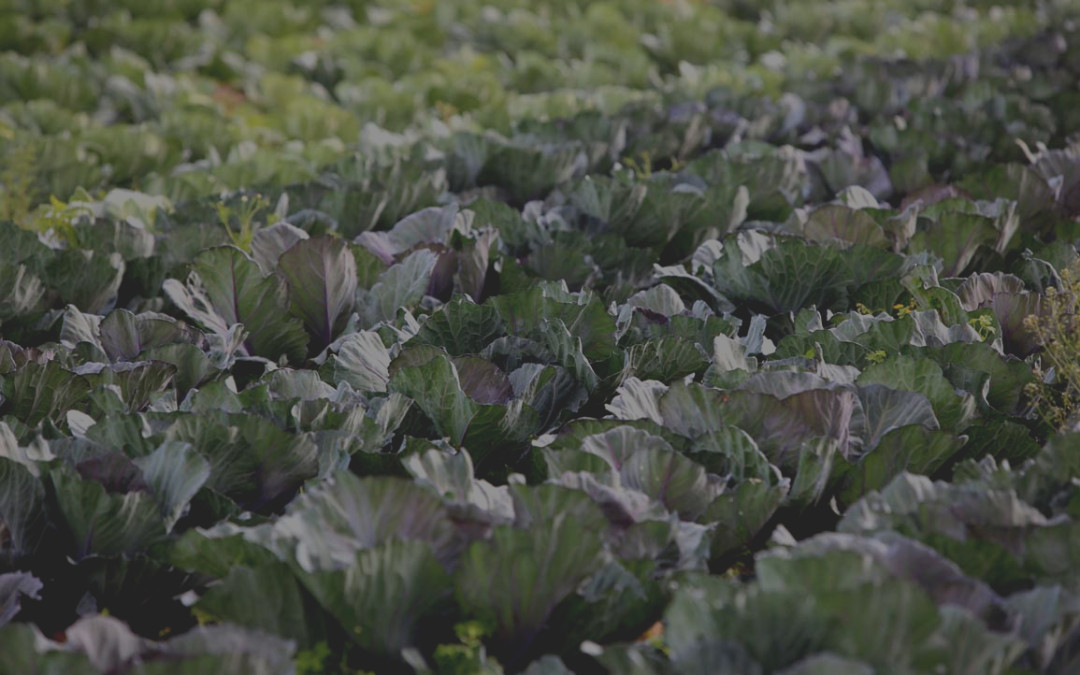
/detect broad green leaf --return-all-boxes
[657,381,730,439]
[0,264,45,321]
[521,655,575,675]
[622,337,709,383]
[141,343,217,401]
[164,246,308,364]
[722,387,859,470]
[839,426,966,505]
[249,221,309,274]
[149,623,298,673]
[909,211,998,277]
[99,309,200,363]
[856,356,976,430]
[166,413,319,511]
[509,362,589,430]
[277,235,358,351]
[855,385,939,451]
[456,486,606,655]
[59,305,104,354]
[81,361,176,414]
[688,426,775,483]
[48,467,165,559]
[701,479,787,562]
[49,615,298,675]
[839,473,1047,586]
[454,356,514,405]
[915,607,1026,675]
[0,360,91,427]
[194,561,324,649]
[542,560,667,656]
[626,284,687,316]
[0,623,97,675]
[1026,520,1080,591]
[801,204,888,248]
[607,377,667,427]
[490,283,619,369]
[758,531,1003,621]
[535,319,601,393]
[712,237,849,314]
[959,164,1055,222]
[389,353,477,446]
[955,272,1042,357]
[776,654,873,675]
[664,577,829,672]
[133,441,210,532]
[712,333,754,374]
[263,368,335,401]
[480,140,584,203]
[596,427,716,514]
[1004,585,1080,671]
[788,437,842,507]
[299,539,452,657]
[0,457,45,561]
[0,572,42,628]
[326,331,390,393]
[925,341,1035,417]
[170,530,283,580]
[370,204,457,256]
[358,248,437,327]
[403,448,513,520]
[409,298,505,356]
[274,472,459,571]
[45,249,124,314]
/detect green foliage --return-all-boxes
[295,641,332,675]
[968,313,998,342]
[1,1,1080,673]
[215,193,269,252]
[432,621,503,675]
[0,142,37,225]
[23,194,92,245]
[1025,263,1080,433]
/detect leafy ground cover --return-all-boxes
[3,0,1080,673]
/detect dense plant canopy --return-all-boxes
[3,0,1080,673]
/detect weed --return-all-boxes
[0,143,38,225]
[893,298,917,317]
[216,192,269,251]
[432,621,502,674]
[968,312,997,342]
[622,151,654,178]
[1024,262,1080,433]
[24,195,93,246]
[295,642,333,675]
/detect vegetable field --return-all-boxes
[3,0,1080,673]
